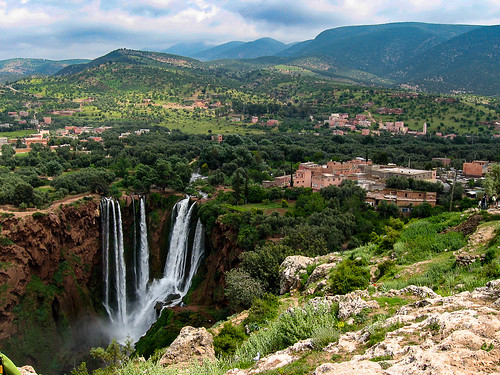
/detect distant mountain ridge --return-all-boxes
[6,22,499,96]
[195,38,290,61]
[186,22,499,95]
[55,48,203,76]
[0,58,89,82]
[162,42,212,58]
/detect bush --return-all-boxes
[32,212,47,219]
[328,258,370,295]
[375,260,396,280]
[224,269,264,310]
[240,243,294,294]
[234,302,338,365]
[213,322,247,357]
[243,294,280,327]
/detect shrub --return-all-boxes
[32,212,47,219]
[234,302,338,365]
[378,227,400,251]
[376,260,396,281]
[213,322,247,357]
[243,293,280,327]
[224,269,264,310]
[328,258,370,295]
[483,248,497,264]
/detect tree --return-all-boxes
[240,243,294,294]
[485,163,500,197]
[45,160,63,177]
[372,151,389,164]
[224,269,264,310]
[329,258,370,295]
[231,168,245,203]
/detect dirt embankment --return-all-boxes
[0,193,100,218]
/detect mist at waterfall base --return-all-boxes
[100,196,205,343]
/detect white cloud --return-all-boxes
[0,0,499,59]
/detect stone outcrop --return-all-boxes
[313,361,385,375]
[18,365,38,375]
[224,280,500,375]
[310,290,379,320]
[279,256,313,294]
[320,280,500,375]
[159,326,216,368]
[386,285,439,299]
[279,254,342,295]
[225,339,315,375]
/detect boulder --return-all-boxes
[309,290,378,320]
[18,366,37,375]
[313,361,384,374]
[159,326,215,367]
[279,256,313,294]
[387,285,439,299]
[306,263,338,287]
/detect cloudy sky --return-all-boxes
[1,0,499,60]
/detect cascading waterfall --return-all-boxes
[131,196,138,294]
[137,196,150,297]
[100,198,127,325]
[100,196,205,342]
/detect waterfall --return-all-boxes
[137,196,150,297]
[131,196,138,294]
[180,219,205,294]
[163,199,196,282]
[100,199,110,316]
[100,196,205,342]
[114,202,127,324]
[100,198,127,324]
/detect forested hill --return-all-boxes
[55,49,204,76]
[158,22,499,96]
[403,25,500,96]
[4,22,500,95]
[194,38,289,61]
[0,58,89,83]
[8,45,500,137]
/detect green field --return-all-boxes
[0,129,36,138]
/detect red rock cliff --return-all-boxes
[0,199,101,340]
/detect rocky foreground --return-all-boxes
[157,280,500,375]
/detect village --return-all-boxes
[0,110,496,217]
[263,158,492,213]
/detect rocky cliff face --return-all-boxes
[188,222,243,306]
[0,199,102,340]
[0,198,103,373]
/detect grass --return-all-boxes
[159,118,263,135]
[239,201,294,214]
[233,302,339,367]
[0,129,36,138]
[373,296,409,314]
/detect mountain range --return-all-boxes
[2,22,499,96]
[165,38,293,61]
[0,58,89,83]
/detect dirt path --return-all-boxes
[366,111,378,125]
[0,193,99,218]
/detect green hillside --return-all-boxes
[0,58,90,83]
[404,25,500,96]
[3,47,498,136]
